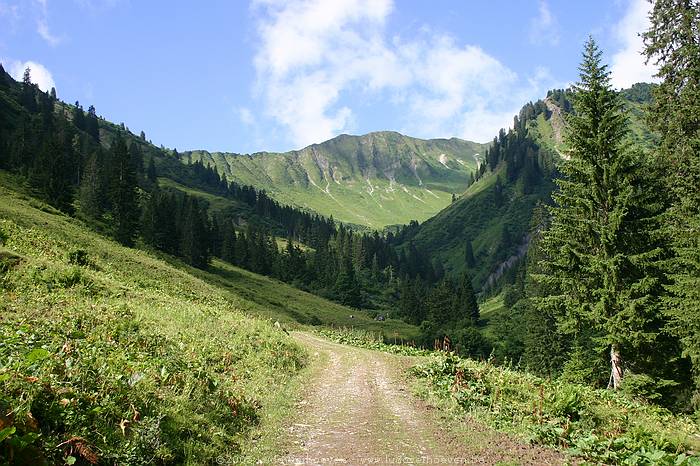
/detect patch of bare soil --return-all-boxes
[544,97,566,147]
[278,333,568,465]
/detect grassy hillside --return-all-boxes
[530,87,657,155]
[399,163,555,291]
[183,132,487,228]
[0,173,415,464]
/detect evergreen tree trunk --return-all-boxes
[608,344,623,390]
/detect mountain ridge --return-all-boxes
[182,131,487,228]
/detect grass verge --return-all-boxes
[411,352,700,465]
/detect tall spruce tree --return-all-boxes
[335,257,362,308]
[180,196,210,268]
[220,219,237,264]
[523,206,568,378]
[21,67,37,112]
[85,105,100,141]
[464,238,475,268]
[109,136,139,246]
[534,38,667,389]
[427,279,455,326]
[72,102,85,130]
[78,150,104,220]
[643,0,700,382]
[454,272,479,323]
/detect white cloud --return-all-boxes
[610,0,657,88]
[238,106,255,125]
[399,36,521,141]
[252,0,554,148]
[0,2,19,19]
[529,0,560,46]
[33,0,61,46]
[9,60,55,91]
[252,0,398,147]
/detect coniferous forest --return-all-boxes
[1,1,700,464]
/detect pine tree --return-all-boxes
[145,190,178,254]
[140,191,157,248]
[236,231,249,267]
[85,105,99,141]
[78,151,104,220]
[534,38,667,389]
[464,238,475,268]
[335,257,362,308]
[180,196,210,268]
[109,136,139,246]
[523,205,568,377]
[454,272,479,323]
[221,220,237,264]
[21,67,37,112]
[643,0,700,381]
[147,157,157,182]
[29,119,76,212]
[493,177,504,207]
[427,279,455,326]
[210,216,221,258]
[72,102,85,131]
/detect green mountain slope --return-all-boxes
[396,84,655,293]
[183,132,486,228]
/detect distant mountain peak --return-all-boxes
[182,130,487,227]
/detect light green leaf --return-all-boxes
[24,348,50,364]
[0,426,16,442]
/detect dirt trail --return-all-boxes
[280,332,566,465]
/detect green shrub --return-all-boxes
[316,327,430,356]
[621,373,679,404]
[66,249,91,267]
[0,249,22,275]
[28,264,92,291]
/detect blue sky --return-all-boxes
[0,0,655,153]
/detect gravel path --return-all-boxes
[280,332,567,465]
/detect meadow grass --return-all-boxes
[478,294,507,341]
